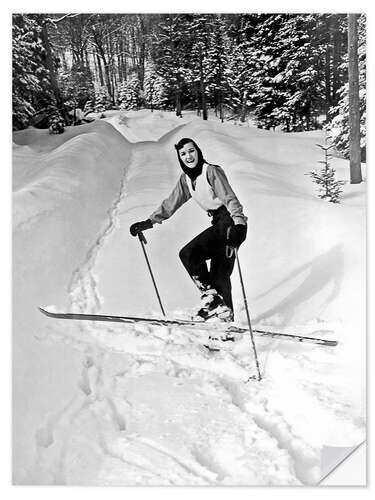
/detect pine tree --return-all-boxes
[308,144,345,203]
[275,15,323,131]
[59,60,95,110]
[205,15,232,122]
[152,15,194,116]
[94,85,111,114]
[117,74,141,110]
[230,14,346,132]
[244,14,289,130]
[247,14,324,131]
[83,99,94,115]
[143,62,168,110]
[117,81,127,110]
[225,23,255,122]
[188,15,211,120]
[327,14,366,162]
[12,15,51,130]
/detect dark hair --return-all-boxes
[174,138,205,179]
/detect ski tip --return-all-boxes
[39,306,55,317]
[39,307,51,317]
[327,340,339,347]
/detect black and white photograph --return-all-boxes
[12,10,366,486]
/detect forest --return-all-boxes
[12,13,366,160]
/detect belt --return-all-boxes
[207,205,227,218]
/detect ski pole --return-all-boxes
[234,247,262,382]
[137,231,166,317]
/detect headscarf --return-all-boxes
[174,138,205,180]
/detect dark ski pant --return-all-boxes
[179,206,235,310]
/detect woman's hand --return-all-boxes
[129,219,153,236]
[228,224,247,247]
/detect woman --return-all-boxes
[130,138,247,322]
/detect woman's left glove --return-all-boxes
[129,219,153,237]
[228,224,247,247]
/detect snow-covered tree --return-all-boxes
[327,15,366,161]
[205,16,232,121]
[246,14,324,131]
[187,15,211,120]
[94,85,111,113]
[12,15,51,130]
[225,39,254,122]
[152,15,194,116]
[117,74,141,110]
[143,62,168,110]
[117,81,126,109]
[83,99,94,115]
[59,60,95,110]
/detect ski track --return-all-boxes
[34,122,364,485]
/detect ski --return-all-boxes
[38,307,338,346]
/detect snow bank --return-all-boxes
[13,120,131,483]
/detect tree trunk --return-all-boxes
[325,16,332,113]
[137,15,146,88]
[332,16,343,106]
[198,44,208,120]
[94,36,112,100]
[96,51,104,86]
[176,85,182,117]
[117,38,123,82]
[348,14,362,184]
[108,36,115,105]
[240,90,248,122]
[40,23,63,107]
[219,90,224,123]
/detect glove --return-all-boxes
[129,219,153,237]
[227,224,247,247]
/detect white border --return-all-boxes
[3,1,372,497]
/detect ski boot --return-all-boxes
[193,288,234,323]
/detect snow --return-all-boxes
[12,109,366,485]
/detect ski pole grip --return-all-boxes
[138,231,147,245]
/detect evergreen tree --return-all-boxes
[117,81,127,110]
[94,85,111,113]
[83,99,94,115]
[188,15,211,120]
[225,22,255,121]
[205,15,232,121]
[248,14,324,131]
[59,60,95,110]
[308,144,345,203]
[12,15,52,130]
[152,15,194,116]
[230,14,348,132]
[143,62,168,110]
[327,15,366,161]
[117,74,141,110]
[275,15,323,131]
[244,14,289,130]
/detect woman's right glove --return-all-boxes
[129,219,153,237]
[227,224,247,247]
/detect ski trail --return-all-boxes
[67,160,129,314]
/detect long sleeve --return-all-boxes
[149,174,191,224]
[207,164,247,225]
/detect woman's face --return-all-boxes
[178,142,198,169]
